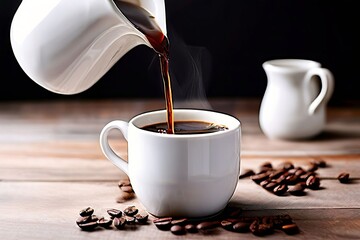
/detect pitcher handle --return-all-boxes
[305,68,335,115]
[100,120,129,175]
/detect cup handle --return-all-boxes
[305,68,335,115]
[100,120,129,175]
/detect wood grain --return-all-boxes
[0,98,359,239]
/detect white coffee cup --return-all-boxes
[100,109,241,218]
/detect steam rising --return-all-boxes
[149,28,213,109]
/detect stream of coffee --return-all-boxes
[114,1,175,134]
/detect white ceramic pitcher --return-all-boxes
[10,0,167,94]
[259,59,335,140]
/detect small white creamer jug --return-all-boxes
[10,0,167,94]
[259,59,335,140]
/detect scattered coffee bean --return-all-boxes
[196,221,220,231]
[294,168,305,176]
[89,215,99,222]
[273,184,288,196]
[258,162,273,174]
[97,217,113,228]
[76,216,92,225]
[245,160,336,197]
[78,221,98,231]
[269,169,286,179]
[282,223,300,235]
[306,175,321,189]
[239,169,255,179]
[107,208,122,218]
[223,206,242,218]
[117,178,135,202]
[338,172,350,183]
[120,185,134,193]
[285,174,299,185]
[233,221,251,233]
[124,205,138,216]
[118,179,131,188]
[116,191,135,203]
[263,181,278,191]
[134,212,149,224]
[76,205,150,232]
[306,163,318,172]
[299,171,315,181]
[125,216,136,224]
[251,172,271,184]
[311,159,327,168]
[170,225,186,235]
[272,214,293,229]
[171,218,188,226]
[288,183,306,196]
[113,217,127,230]
[249,220,273,236]
[79,207,94,217]
[220,220,234,231]
[153,217,173,231]
[185,224,198,233]
[279,161,294,170]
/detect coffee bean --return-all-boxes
[249,220,273,236]
[269,169,286,179]
[239,169,255,179]
[311,159,327,168]
[261,216,274,226]
[124,206,138,216]
[125,216,136,224]
[196,221,220,231]
[76,216,92,225]
[97,217,113,228]
[273,184,288,195]
[107,208,122,218]
[285,174,299,185]
[288,183,306,196]
[264,181,278,191]
[78,221,98,231]
[272,214,293,229]
[170,225,186,235]
[233,221,250,233]
[90,215,99,222]
[116,191,135,203]
[120,185,134,193]
[171,218,188,226]
[113,217,127,230]
[118,179,131,188]
[185,224,198,233]
[299,171,315,181]
[261,162,273,169]
[282,223,300,235]
[279,162,294,170]
[250,172,270,184]
[220,220,234,231]
[79,207,94,217]
[306,175,321,189]
[153,217,172,231]
[306,163,318,172]
[260,179,271,188]
[134,212,149,224]
[223,206,242,218]
[338,172,350,183]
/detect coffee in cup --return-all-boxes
[100,109,241,218]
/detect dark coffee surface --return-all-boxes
[141,121,228,134]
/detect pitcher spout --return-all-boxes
[10,0,167,94]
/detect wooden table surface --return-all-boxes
[0,98,359,239]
